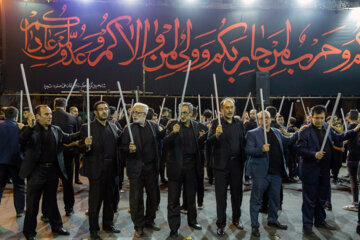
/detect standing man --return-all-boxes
[298,105,360,235]
[69,106,83,184]
[120,103,164,237]
[246,110,298,237]
[164,102,205,239]
[79,101,121,240]
[0,107,25,217]
[52,98,78,216]
[207,98,246,236]
[19,105,81,240]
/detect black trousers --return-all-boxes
[113,176,120,212]
[59,152,75,212]
[160,148,167,181]
[88,160,116,232]
[129,167,158,230]
[23,164,63,236]
[168,165,198,232]
[348,161,359,203]
[74,154,81,181]
[214,159,243,229]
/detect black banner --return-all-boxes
[2,0,360,96]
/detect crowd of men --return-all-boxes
[0,96,360,239]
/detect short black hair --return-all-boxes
[93,101,108,111]
[349,109,359,121]
[35,105,50,116]
[311,105,326,116]
[5,106,19,119]
[289,117,296,125]
[146,108,155,120]
[54,98,67,108]
[203,109,212,119]
[162,107,169,113]
[265,106,277,118]
[192,106,198,116]
[109,106,116,115]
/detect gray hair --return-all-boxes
[179,102,193,113]
[133,103,149,114]
[257,110,270,119]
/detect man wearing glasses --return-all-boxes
[79,101,121,240]
[164,102,206,239]
[120,103,165,238]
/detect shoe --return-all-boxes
[303,228,314,235]
[169,230,178,239]
[198,204,204,210]
[145,222,160,231]
[16,212,25,218]
[134,228,144,238]
[343,204,358,212]
[41,215,49,223]
[315,223,336,230]
[259,207,268,214]
[103,225,121,233]
[357,224,360,234]
[24,234,36,240]
[325,202,332,211]
[75,180,83,184]
[268,221,288,230]
[189,223,202,230]
[52,227,70,235]
[90,231,102,240]
[251,227,260,237]
[180,207,188,214]
[65,209,74,216]
[233,220,244,230]
[85,210,89,216]
[216,227,225,237]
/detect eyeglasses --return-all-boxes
[181,111,190,115]
[132,111,146,115]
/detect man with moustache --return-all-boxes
[207,98,246,236]
[19,105,82,240]
[120,103,165,238]
[79,101,121,240]
[164,102,206,239]
[246,110,298,237]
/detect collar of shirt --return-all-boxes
[95,119,109,128]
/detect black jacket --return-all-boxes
[19,125,80,179]
[52,109,78,134]
[207,117,246,170]
[346,123,360,162]
[120,120,165,179]
[79,120,120,180]
[163,119,207,180]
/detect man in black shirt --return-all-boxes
[164,102,206,238]
[79,101,121,240]
[207,98,247,236]
[19,105,82,240]
[246,110,298,238]
[69,106,83,184]
[120,103,165,237]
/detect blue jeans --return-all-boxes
[250,173,281,227]
[0,164,25,214]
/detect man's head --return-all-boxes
[179,102,193,123]
[249,109,257,120]
[23,107,30,120]
[108,106,117,118]
[220,98,235,120]
[203,109,212,121]
[93,101,109,121]
[265,106,277,120]
[258,110,271,129]
[349,109,359,123]
[132,103,148,124]
[162,107,169,117]
[5,106,19,121]
[54,98,67,110]
[311,105,326,129]
[146,107,155,120]
[69,106,79,117]
[289,117,296,127]
[276,115,284,125]
[191,106,198,121]
[35,105,52,128]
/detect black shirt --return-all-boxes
[267,129,283,174]
[138,123,156,164]
[181,122,197,157]
[244,119,258,133]
[222,118,241,157]
[94,120,117,161]
[39,126,57,163]
[313,125,332,169]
